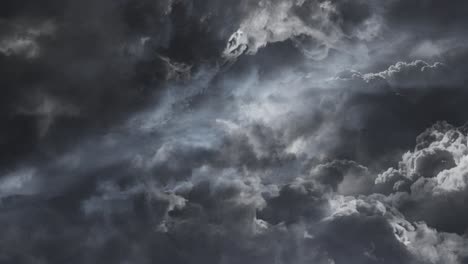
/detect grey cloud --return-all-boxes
[2,0,468,263]
[0,20,55,58]
[376,122,468,234]
[2,119,468,263]
[323,195,468,264]
[375,168,411,194]
[311,160,374,195]
[222,0,382,61]
[407,223,468,264]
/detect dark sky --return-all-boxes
[1,1,468,263]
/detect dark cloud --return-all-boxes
[386,0,468,31]
[2,0,468,263]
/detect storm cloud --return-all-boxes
[1,0,468,263]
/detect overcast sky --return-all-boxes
[1,1,468,263]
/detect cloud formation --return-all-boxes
[1,0,468,263]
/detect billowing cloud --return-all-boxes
[376,122,468,234]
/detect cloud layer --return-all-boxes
[1,0,468,263]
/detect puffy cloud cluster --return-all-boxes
[3,115,468,263]
[375,122,468,235]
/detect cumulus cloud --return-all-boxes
[375,122,468,234]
